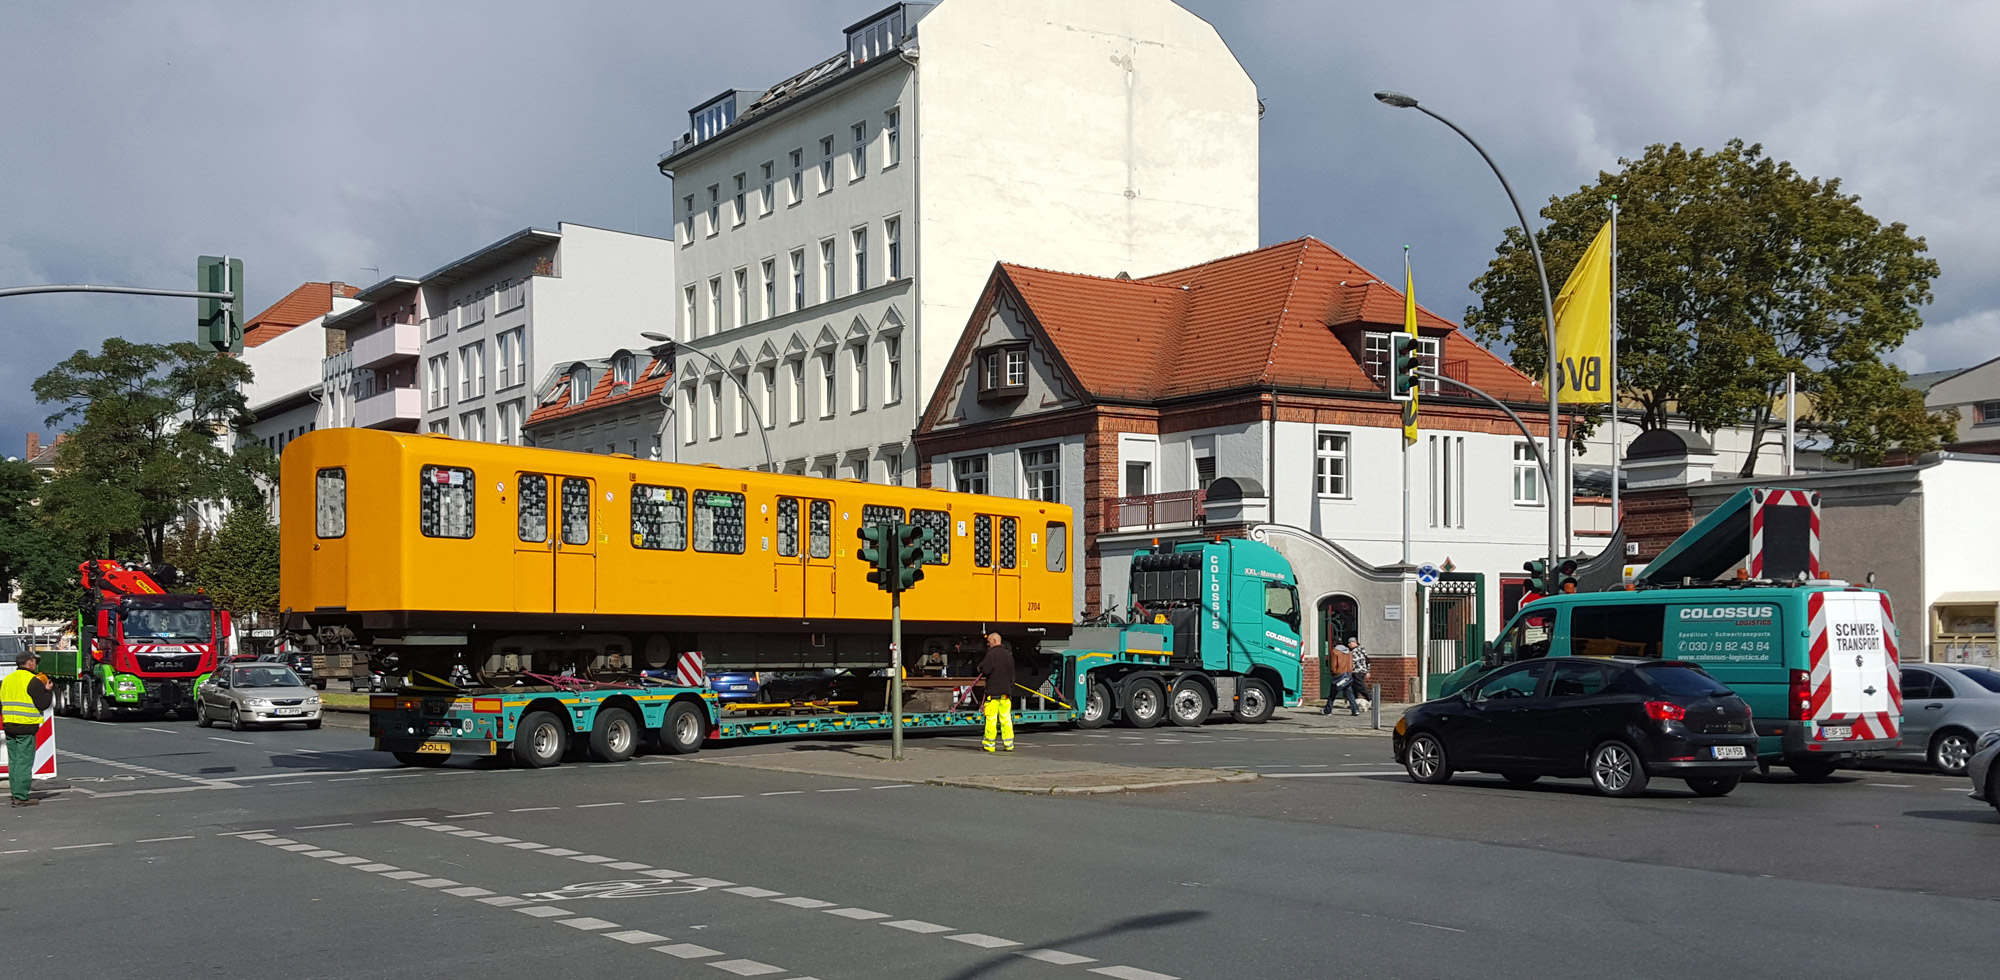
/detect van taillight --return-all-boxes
[1788,669,1812,720]
[1644,701,1685,723]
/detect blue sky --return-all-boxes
[4,0,1995,452]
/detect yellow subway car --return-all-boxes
[279,429,1074,675]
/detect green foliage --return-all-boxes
[0,459,82,620]
[32,338,274,565]
[1465,139,1956,473]
[196,506,279,616]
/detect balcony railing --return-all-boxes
[350,321,420,370]
[354,386,422,430]
[1104,489,1207,533]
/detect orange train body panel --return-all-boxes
[279,429,1074,635]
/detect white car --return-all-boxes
[195,663,323,731]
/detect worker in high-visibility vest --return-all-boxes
[3,649,54,807]
[977,633,1015,753]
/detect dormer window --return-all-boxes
[613,355,636,386]
[568,366,591,406]
[978,344,1029,401]
[1362,331,1441,394]
[690,94,738,145]
[847,7,905,66]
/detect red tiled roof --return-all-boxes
[524,354,674,427]
[973,237,1543,406]
[243,281,358,347]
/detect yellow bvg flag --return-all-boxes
[1403,255,1419,446]
[1552,221,1613,404]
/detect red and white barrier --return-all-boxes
[674,651,706,689]
[0,709,59,781]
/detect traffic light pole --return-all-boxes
[890,587,904,762]
[1413,368,1553,514]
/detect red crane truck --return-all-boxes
[45,560,231,721]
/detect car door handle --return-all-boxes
[1923,704,1943,710]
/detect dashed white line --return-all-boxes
[825,908,890,920]
[1019,949,1097,966]
[654,943,723,959]
[511,806,559,812]
[443,886,495,898]
[327,856,372,866]
[1090,966,1179,980]
[603,929,671,944]
[681,877,736,887]
[355,864,398,873]
[380,871,428,880]
[142,727,178,735]
[760,791,804,796]
[539,848,582,857]
[883,919,953,934]
[296,822,353,830]
[559,917,619,931]
[137,835,195,843]
[947,933,1020,949]
[708,959,785,976]
[445,811,493,818]
[53,842,115,851]
[516,906,573,918]
[569,854,616,864]
[605,861,651,871]
[817,787,860,793]
[577,802,625,808]
[723,886,784,898]
[478,896,530,907]
[411,878,461,889]
[699,795,743,800]
[209,737,254,745]
[871,784,912,790]
[772,896,836,909]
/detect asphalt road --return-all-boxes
[6,713,1998,980]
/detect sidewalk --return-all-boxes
[1256,701,1412,738]
[692,741,1257,795]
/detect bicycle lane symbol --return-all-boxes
[523,879,713,902]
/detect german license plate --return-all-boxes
[274,709,302,717]
[415,740,453,755]
[1822,725,1852,740]
[1713,745,1746,759]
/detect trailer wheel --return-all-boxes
[589,707,640,763]
[1120,678,1165,729]
[513,710,568,768]
[1077,681,1112,730]
[1167,678,1213,728]
[657,701,707,755]
[1233,679,1276,724]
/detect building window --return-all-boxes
[884,216,901,280]
[818,136,834,192]
[680,194,695,242]
[819,239,835,302]
[819,353,836,418]
[1315,431,1349,497]
[1124,461,1150,497]
[568,365,589,406]
[428,419,450,436]
[683,285,698,338]
[1977,400,2000,424]
[848,7,903,64]
[884,335,902,406]
[759,366,776,429]
[732,373,750,434]
[850,344,868,413]
[953,455,989,495]
[706,277,722,336]
[732,173,746,226]
[1362,331,1442,394]
[788,148,804,204]
[459,409,487,442]
[496,328,525,389]
[496,399,524,446]
[850,122,867,180]
[458,342,485,400]
[706,184,719,236]
[733,268,748,328]
[613,354,636,385]
[1430,434,1465,529]
[851,226,868,292]
[702,380,721,440]
[680,387,697,444]
[884,107,901,167]
[789,248,806,310]
[759,162,774,215]
[884,451,902,486]
[1022,447,1060,503]
[760,259,776,320]
[1514,441,1543,505]
[979,346,1028,396]
[426,354,450,410]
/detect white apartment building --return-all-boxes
[320,223,674,444]
[656,0,1259,481]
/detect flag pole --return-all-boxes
[1609,196,1620,538]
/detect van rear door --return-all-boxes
[1809,590,1900,743]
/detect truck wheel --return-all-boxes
[513,711,568,768]
[589,707,640,763]
[392,752,449,768]
[1120,678,1165,729]
[1167,678,1213,728]
[1786,758,1838,780]
[1233,679,1276,724]
[657,701,706,755]
[1588,740,1650,797]
[314,678,327,691]
[1077,681,1112,730]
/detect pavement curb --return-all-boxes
[928,770,1261,796]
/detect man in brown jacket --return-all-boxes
[1321,643,1356,716]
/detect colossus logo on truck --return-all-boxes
[1679,605,1775,625]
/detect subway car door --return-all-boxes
[994,516,1022,621]
[513,473,556,613]
[554,476,599,613]
[971,515,998,623]
[803,499,836,620]
[773,496,805,619]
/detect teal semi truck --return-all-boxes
[370,539,1306,767]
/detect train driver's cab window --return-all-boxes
[911,509,950,564]
[1264,582,1301,632]
[518,475,548,542]
[1045,522,1067,572]
[631,485,687,550]
[1568,603,1666,658]
[693,490,747,554]
[420,465,476,539]
[1488,609,1554,666]
[316,468,345,538]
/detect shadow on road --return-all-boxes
[1902,808,1995,824]
[940,909,1207,980]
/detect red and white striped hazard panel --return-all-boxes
[674,651,706,689]
[0,709,59,781]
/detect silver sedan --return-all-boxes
[1967,730,2000,820]
[1890,663,2000,775]
[195,663,323,731]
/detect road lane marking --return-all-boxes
[137,835,195,843]
[539,848,582,857]
[355,864,398,873]
[577,802,625,808]
[871,784,912,790]
[817,788,859,793]
[56,748,237,789]
[681,877,735,887]
[653,944,722,959]
[606,861,651,871]
[53,842,114,851]
[515,906,572,918]
[380,871,428,880]
[443,886,495,897]
[947,933,1020,949]
[559,917,619,931]
[327,856,372,865]
[699,795,744,800]
[723,886,784,898]
[773,897,835,909]
[209,737,254,745]
[1019,949,1097,965]
[883,919,953,933]
[511,806,559,812]
[826,908,890,920]
[445,811,493,818]
[760,791,804,796]
[1264,771,1405,778]
[603,930,671,944]
[1090,967,1179,980]
[708,959,785,976]
[143,727,178,735]
[478,896,529,907]
[1867,783,1914,788]
[296,822,353,830]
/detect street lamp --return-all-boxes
[639,331,775,472]
[1373,90,1564,570]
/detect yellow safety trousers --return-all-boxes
[982,696,1014,752]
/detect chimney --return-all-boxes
[25,432,38,459]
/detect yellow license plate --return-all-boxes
[415,741,453,755]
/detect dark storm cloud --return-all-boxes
[4,1,1994,451]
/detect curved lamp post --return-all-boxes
[640,330,775,472]
[1374,90,1564,569]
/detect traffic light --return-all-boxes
[1556,558,1580,594]
[1523,558,1550,595]
[197,255,245,354]
[1388,330,1419,402]
[894,524,939,591]
[858,524,895,592]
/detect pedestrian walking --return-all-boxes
[977,632,1015,752]
[3,649,54,807]
[1348,638,1372,716]
[1321,642,1356,716]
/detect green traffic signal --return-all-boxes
[894,524,937,590]
[197,255,245,354]
[1389,330,1419,402]
[1523,558,1549,595]
[858,524,896,592]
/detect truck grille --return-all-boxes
[136,654,199,672]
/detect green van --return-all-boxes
[1437,584,1902,777]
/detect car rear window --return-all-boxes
[1639,666,1733,698]
[1957,667,2000,694]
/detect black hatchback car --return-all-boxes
[1393,657,1759,797]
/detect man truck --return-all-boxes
[45,560,229,720]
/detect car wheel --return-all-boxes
[1167,678,1213,728]
[1502,772,1541,786]
[229,705,246,732]
[305,719,322,731]
[1077,681,1113,730]
[313,678,327,691]
[1233,678,1276,724]
[1929,729,1975,777]
[1685,775,1741,797]
[1404,732,1452,784]
[1786,758,1838,780]
[657,701,706,755]
[1588,740,1649,797]
[1988,766,2000,819]
[588,707,639,763]
[512,710,568,768]
[1120,678,1165,729]
[391,751,449,768]
[195,700,212,728]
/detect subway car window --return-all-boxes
[518,474,548,543]
[911,508,950,564]
[631,484,687,550]
[694,490,748,554]
[999,517,1018,569]
[420,465,476,539]
[862,503,905,527]
[776,496,800,557]
[974,515,993,568]
[808,500,833,559]
[315,467,346,539]
[1045,522,1067,572]
[561,478,592,545]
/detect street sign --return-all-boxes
[1416,563,1441,587]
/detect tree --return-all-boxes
[197,505,279,617]
[31,338,273,565]
[0,459,83,620]
[1465,139,1956,473]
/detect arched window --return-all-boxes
[613,354,636,385]
[568,366,590,405]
